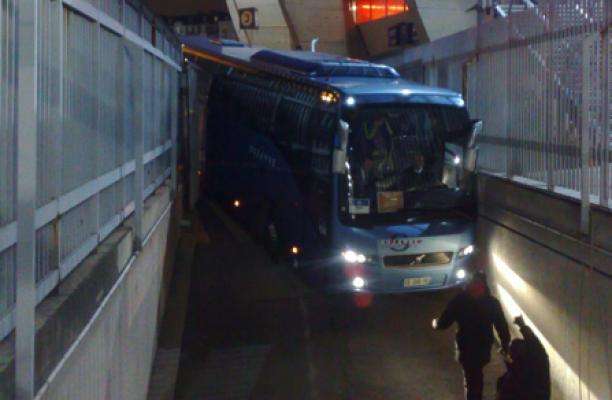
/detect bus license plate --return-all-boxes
[404,277,432,287]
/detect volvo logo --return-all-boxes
[383,234,422,252]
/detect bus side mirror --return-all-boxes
[333,120,349,174]
[464,120,482,172]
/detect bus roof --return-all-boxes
[182,38,462,101]
[318,76,460,98]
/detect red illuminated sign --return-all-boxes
[350,0,409,24]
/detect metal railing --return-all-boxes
[0,0,180,357]
[384,0,610,220]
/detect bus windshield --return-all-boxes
[345,104,472,216]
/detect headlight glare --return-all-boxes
[342,250,366,264]
[352,276,365,289]
[458,245,475,257]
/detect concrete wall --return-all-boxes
[9,185,178,400]
[477,175,611,400]
[33,186,174,400]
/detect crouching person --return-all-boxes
[496,316,550,400]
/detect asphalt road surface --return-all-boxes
[174,203,505,400]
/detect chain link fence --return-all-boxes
[385,0,610,212]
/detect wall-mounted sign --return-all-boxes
[238,8,258,30]
[388,22,418,47]
[357,6,429,57]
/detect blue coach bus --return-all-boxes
[193,42,481,293]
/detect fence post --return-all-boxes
[15,0,38,398]
[505,0,514,178]
[545,2,555,191]
[170,69,179,195]
[601,3,610,207]
[580,34,596,235]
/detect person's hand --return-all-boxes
[431,318,439,330]
[500,348,512,363]
[514,315,525,327]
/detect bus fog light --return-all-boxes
[352,276,365,289]
[456,269,466,280]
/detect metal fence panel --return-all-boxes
[101,0,121,21]
[124,1,140,34]
[0,0,17,333]
[98,28,121,175]
[142,16,152,43]
[99,182,118,230]
[123,44,137,162]
[392,0,610,210]
[0,0,16,227]
[62,9,98,194]
[143,52,155,152]
[606,29,611,204]
[0,247,15,319]
[59,195,97,264]
[153,58,162,149]
[1,2,180,391]
[37,0,61,207]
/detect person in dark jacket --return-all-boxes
[496,316,550,400]
[432,271,511,400]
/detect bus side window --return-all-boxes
[307,110,333,240]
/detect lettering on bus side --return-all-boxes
[249,145,277,168]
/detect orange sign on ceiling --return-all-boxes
[350,0,409,24]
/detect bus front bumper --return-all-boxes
[306,256,474,294]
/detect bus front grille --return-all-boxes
[383,252,453,268]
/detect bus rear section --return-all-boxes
[203,70,338,262]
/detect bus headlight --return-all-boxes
[342,250,366,264]
[456,269,467,280]
[458,245,475,258]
